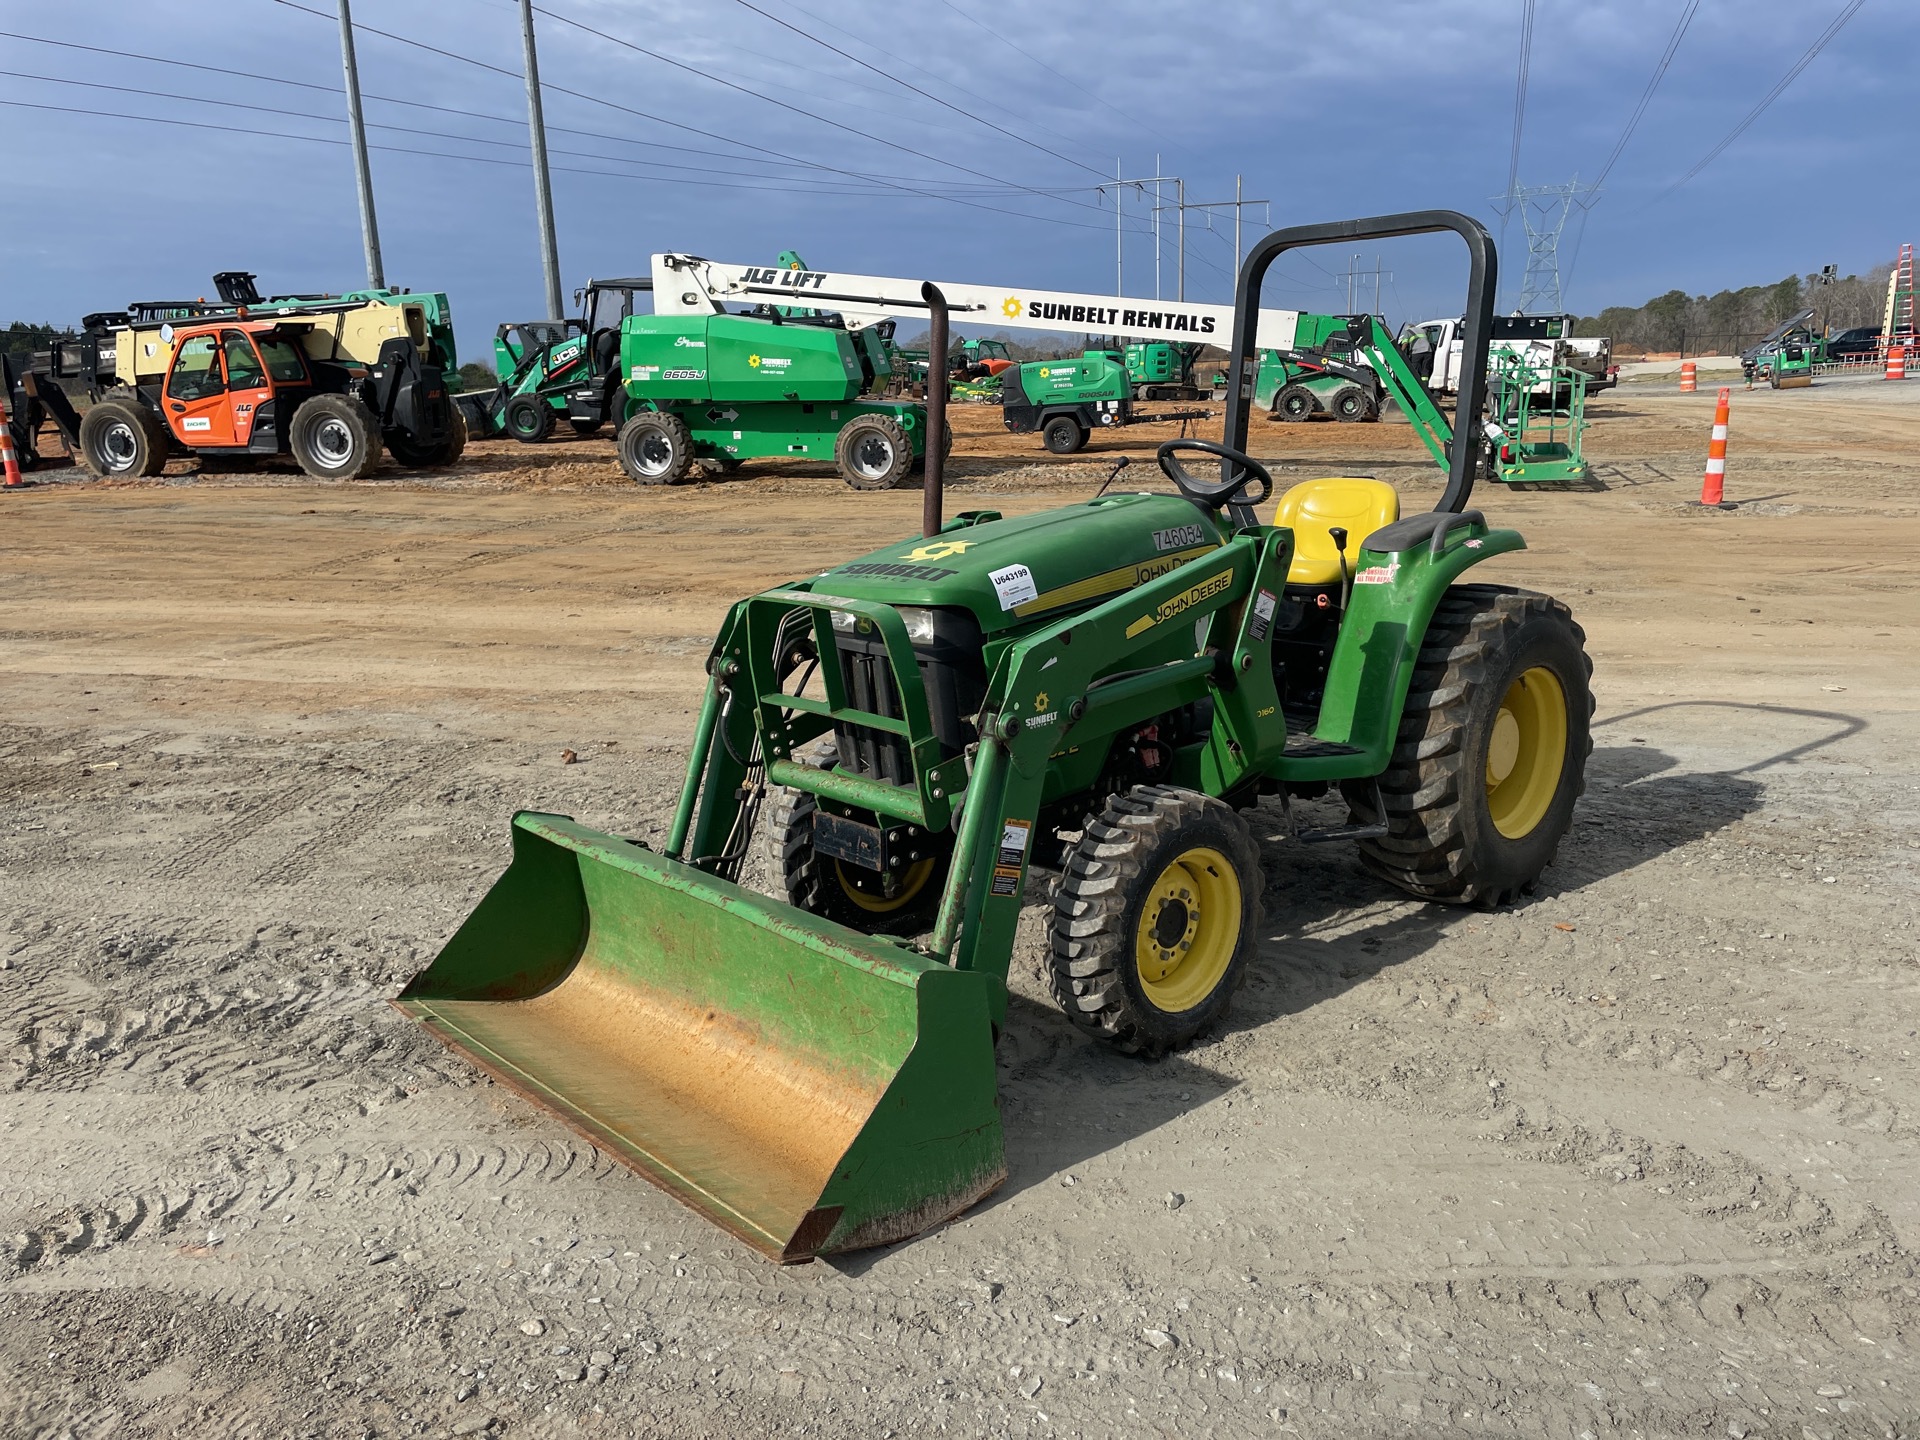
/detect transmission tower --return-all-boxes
[1493,179,1595,313]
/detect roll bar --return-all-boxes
[1221,210,1498,517]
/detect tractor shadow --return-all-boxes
[945,701,1865,1224]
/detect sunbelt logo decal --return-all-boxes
[995,293,1218,334]
[748,354,792,370]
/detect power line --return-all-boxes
[1499,0,1537,226]
[731,0,1108,178]
[527,2,1120,219]
[1652,0,1868,202]
[268,0,1142,232]
[1589,0,1699,192]
[933,0,1149,141]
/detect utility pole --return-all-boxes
[519,0,564,321]
[1157,186,1270,298]
[336,0,383,289]
[1153,154,1161,300]
[1101,164,1178,304]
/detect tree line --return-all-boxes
[1575,263,1894,356]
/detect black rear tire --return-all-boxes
[616,410,695,484]
[1330,385,1376,422]
[505,395,556,444]
[1273,384,1315,422]
[77,397,168,478]
[1041,414,1086,454]
[1343,585,1593,908]
[834,413,913,489]
[767,784,949,936]
[289,394,382,480]
[1049,786,1262,1056]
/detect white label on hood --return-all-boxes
[988,563,1037,611]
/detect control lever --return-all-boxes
[1329,526,1351,612]
[1093,454,1131,499]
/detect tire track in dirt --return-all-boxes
[144,770,341,882]
[285,509,594,579]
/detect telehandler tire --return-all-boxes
[1041,415,1086,454]
[835,414,914,489]
[1272,384,1315,422]
[386,404,467,469]
[616,411,695,484]
[505,395,556,444]
[290,394,382,480]
[78,397,169,478]
[1343,584,1592,908]
[1049,785,1262,1056]
[767,783,948,936]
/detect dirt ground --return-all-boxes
[5,376,1920,1439]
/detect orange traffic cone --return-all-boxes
[1888,345,1908,381]
[0,392,24,488]
[1679,360,1697,393]
[1699,387,1731,506]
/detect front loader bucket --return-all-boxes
[394,813,1004,1262]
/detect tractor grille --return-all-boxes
[827,610,986,788]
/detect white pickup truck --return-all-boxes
[1402,313,1614,397]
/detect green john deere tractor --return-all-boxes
[396,210,1593,1262]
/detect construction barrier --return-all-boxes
[0,392,23,488]
[1699,387,1730,506]
[1679,360,1697,393]
[1888,345,1908,381]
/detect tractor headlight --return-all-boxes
[830,609,857,633]
[896,607,938,644]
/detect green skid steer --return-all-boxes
[397,211,1594,1262]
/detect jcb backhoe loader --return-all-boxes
[397,211,1593,1262]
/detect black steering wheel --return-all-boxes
[1155,439,1272,509]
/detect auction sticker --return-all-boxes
[988,563,1038,611]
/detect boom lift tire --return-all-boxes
[1048,785,1263,1056]
[616,411,695,484]
[1344,584,1592,907]
[1273,384,1315,422]
[766,782,949,935]
[1042,415,1086,454]
[835,414,913,490]
[505,395,556,444]
[1330,385,1375,422]
[290,394,382,480]
[387,404,467,468]
[78,397,169,477]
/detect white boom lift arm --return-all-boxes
[649,254,1302,353]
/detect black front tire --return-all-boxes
[386,404,468,469]
[289,394,382,480]
[1049,786,1262,1056]
[1345,584,1593,908]
[834,414,913,489]
[1041,415,1086,454]
[767,785,949,936]
[77,397,168,478]
[504,395,556,444]
[616,410,695,484]
[1331,386,1376,422]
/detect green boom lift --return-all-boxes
[397,210,1593,1262]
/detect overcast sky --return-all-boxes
[3,0,1910,361]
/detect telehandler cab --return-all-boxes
[397,211,1593,1262]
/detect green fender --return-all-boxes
[1273,514,1526,782]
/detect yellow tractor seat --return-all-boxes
[1271,477,1401,585]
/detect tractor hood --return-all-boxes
[814,492,1227,634]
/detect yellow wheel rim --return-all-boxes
[834,856,938,914]
[1485,666,1569,839]
[1134,846,1242,1013]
